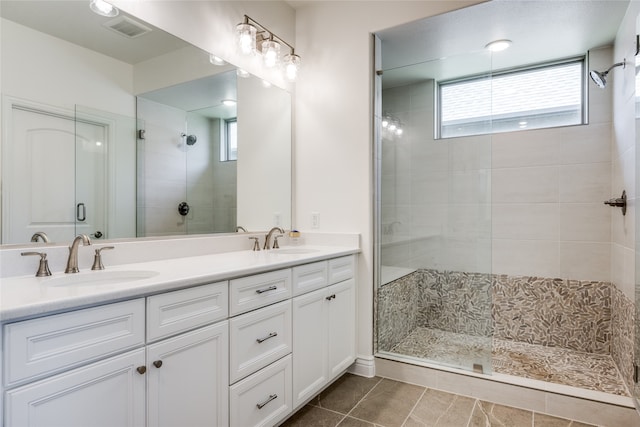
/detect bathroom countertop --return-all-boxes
[0,245,359,322]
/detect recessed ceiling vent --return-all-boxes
[103,16,152,39]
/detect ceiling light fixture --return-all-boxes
[236,15,301,82]
[89,0,119,17]
[485,39,512,52]
[222,99,237,106]
[209,54,226,66]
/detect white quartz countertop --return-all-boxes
[0,245,359,322]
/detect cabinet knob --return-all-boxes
[136,366,147,375]
[153,360,163,368]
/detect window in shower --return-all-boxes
[220,117,237,161]
[439,58,585,138]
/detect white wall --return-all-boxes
[293,1,484,363]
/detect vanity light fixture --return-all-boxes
[262,79,273,88]
[236,68,250,78]
[236,15,301,81]
[209,54,226,66]
[485,39,512,52]
[382,115,403,136]
[89,0,119,17]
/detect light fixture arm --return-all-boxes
[242,15,296,54]
[603,61,626,75]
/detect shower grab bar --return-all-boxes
[604,190,626,215]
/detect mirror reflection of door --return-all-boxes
[3,103,107,244]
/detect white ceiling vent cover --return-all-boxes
[103,16,152,39]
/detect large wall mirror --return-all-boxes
[0,0,291,245]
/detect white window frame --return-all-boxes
[220,117,237,162]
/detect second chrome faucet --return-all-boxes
[65,234,91,273]
[263,227,285,250]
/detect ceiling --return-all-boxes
[0,0,189,64]
[377,0,631,87]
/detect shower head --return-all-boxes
[589,60,626,88]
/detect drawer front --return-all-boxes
[328,255,355,284]
[147,282,228,343]
[230,301,291,383]
[292,261,328,296]
[230,269,292,316]
[4,299,145,387]
[229,355,292,427]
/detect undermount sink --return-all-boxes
[272,248,320,255]
[45,270,159,287]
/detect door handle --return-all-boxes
[76,203,86,222]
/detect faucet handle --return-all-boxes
[91,246,115,270]
[272,235,284,249]
[21,252,52,277]
[248,237,261,251]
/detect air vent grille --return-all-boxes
[103,16,151,39]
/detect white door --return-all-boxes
[292,288,328,407]
[146,322,229,427]
[4,349,146,427]
[3,105,107,244]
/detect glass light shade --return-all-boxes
[89,0,118,17]
[262,40,281,68]
[236,23,257,55]
[283,53,301,82]
[222,99,237,106]
[396,128,403,136]
[388,123,397,131]
[381,119,389,128]
[236,68,250,78]
[262,80,272,88]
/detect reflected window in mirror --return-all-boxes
[439,58,585,139]
[221,118,238,161]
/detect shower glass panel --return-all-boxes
[376,51,493,374]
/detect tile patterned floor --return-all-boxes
[390,327,629,396]
[280,374,598,427]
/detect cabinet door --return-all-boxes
[147,321,229,427]
[5,349,146,427]
[292,288,328,407]
[327,279,356,377]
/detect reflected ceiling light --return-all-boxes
[381,119,389,128]
[222,99,237,106]
[235,14,302,82]
[485,39,512,52]
[89,0,118,17]
[209,54,226,66]
[382,115,403,137]
[262,80,272,88]
[236,68,250,78]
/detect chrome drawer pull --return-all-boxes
[325,294,336,301]
[256,394,278,409]
[255,285,277,294]
[256,332,278,343]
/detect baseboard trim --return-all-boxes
[348,355,376,377]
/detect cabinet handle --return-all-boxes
[256,394,278,409]
[326,294,336,301]
[255,285,277,294]
[256,332,278,343]
[136,366,147,375]
[153,360,163,368]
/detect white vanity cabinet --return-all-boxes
[3,282,229,427]
[292,256,356,408]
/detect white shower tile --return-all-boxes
[558,163,610,203]
[558,203,611,242]
[492,166,558,203]
[492,203,558,240]
[611,243,625,289]
[559,241,611,282]
[559,123,611,165]
[449,170,491,204]
[492,239,559,278]
[492,129,559,168]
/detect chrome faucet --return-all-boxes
[65,234,91,273]
[30,231,50,243]
[263,227,285,250]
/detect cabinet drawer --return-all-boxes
[230,300,291,383]
[147,282,228,342]
[4,299,145,387]
[230,269,292,316]
[328,255,355,284]
[292,261,328,296]
[229,355,292,427]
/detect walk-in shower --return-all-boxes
[374,0,637,408]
